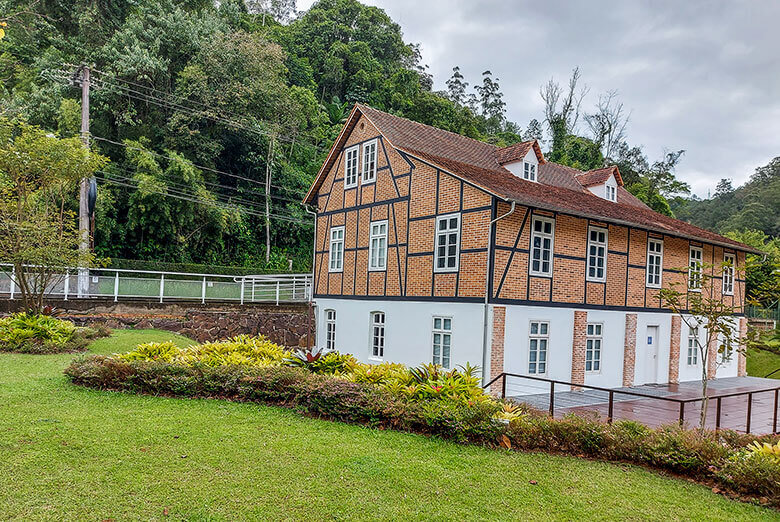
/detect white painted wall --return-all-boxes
[504,147,538,180]
[676,316,740,383]
[314,298,486,369]
[634,313,673,385]
[586,174,618,201]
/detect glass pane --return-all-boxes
[443,318,451,330]
[530,323,538,335]
[538,362,546,373]
[434,318,441,329]
[540,323,548,335]
[449,218,457,229]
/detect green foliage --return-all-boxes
[0,313,106,353]
[724,229,780,307]
[748,440,780,463]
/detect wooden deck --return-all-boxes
[511,377,779,434]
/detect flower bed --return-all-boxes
[65,335,780,506]
[0,313,109,354]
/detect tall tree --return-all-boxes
[475,70,506,134]
[585,90,629,162]
[445,66,468,105]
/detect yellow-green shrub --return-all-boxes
[119,341,180,362]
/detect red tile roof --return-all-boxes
[576,166,624,187]
[305,104,758,253]
[495,140,545,165]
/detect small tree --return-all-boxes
[659,258,745,429]
[0,119,108,314]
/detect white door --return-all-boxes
[644,326,659,384]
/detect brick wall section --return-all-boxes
[623,313,637,386]
[669,315,681,383]
[489,306,506,395]
[738,316,748,377]
[571,310,587,385]
[707,330,719,379]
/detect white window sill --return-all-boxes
[328,268,344,273]
[529,272,553,278]
[361,177,376,184]
[434,267,459,274]
[646,284,661,289]
[586,277,606,283]
[368,267,387,272]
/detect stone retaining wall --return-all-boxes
[0,299,313,347]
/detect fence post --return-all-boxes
[746,393,753,434]
[159,274,165,304]
[64,270,69,301]
[608,390,614,424]
[715,397,722,431]
[276,281,280,305]
[501,374,506,399]
[549,381,555,418]
[9,266,15,300]
[678,402,685,427]
[240,278,245,305]
[293,277,297,299]
[113,271,119,302]
[251,278,256,302]
[774,389,778,435]
[201,277,206,304]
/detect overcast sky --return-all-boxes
[298,0,780,197]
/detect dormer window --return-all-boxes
[606,185,616,202]
[523,162,537,182]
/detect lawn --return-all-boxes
[0,330,775,520]
[747,346,780,379]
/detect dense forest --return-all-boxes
[0,0,777,292]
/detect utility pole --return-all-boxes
[264,133,275,264]
[78,65,90,297]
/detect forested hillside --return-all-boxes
[0,0,776,281]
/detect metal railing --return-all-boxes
[484,372,780,434]
[747,304,780,322]
[0,264,311,305]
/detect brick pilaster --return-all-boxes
[707,329,718,379]
[571,310,587,386]
[669,315,681,384]
[489,306,506,396]
[623,313,637,387]
[737,316,748,377]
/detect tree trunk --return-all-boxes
[699,342,709,430]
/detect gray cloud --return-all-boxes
[298,0,780,196]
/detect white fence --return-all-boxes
[0,264,312,305]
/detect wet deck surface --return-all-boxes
[510,377,779,434]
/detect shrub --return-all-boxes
[0,313,108,353]
[719,451,780,498]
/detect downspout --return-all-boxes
[304,205,318,349]
[482,200,516,384]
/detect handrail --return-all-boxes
[486,372,780,434]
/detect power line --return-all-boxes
[96,171,311,225]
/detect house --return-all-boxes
[303,104,757,392]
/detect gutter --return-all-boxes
[481,200,516,385]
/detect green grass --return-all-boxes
[0,330,775,521]
[747,347,780,379]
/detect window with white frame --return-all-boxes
[523,162,537,181]
[528,321,549,374]
[434,214,460,272]
[362,139,377,183]
[530,216,555,277]
[687,326,699,366]
[689,246,703,290]
[370,311,385,359]
[369,220,388,271]
[605,185,617,202]
[329,226,344,272]
[646,238,663,288]
[325,309,336,351]
[587,226,608,282]
[344,146,359,188]
[719,333,733,363]
[722,253,735,295]
[586,323,602,372]
[432,316,452,368]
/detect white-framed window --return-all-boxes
[646,238,663,288]
[370,311,385,359]
[530,216,555,277]
[528,320,549,374]
[722,253,735,295]
[434,213,460,272]
[329,226,345,272]
[605,184,617,202]
[586,323,602,373]
[432,316,452,368]
[361,139,377,183]
[523,162,537,181]
[325,309,336,351]
[586,226,608,282]
[344,145,359,188]
[689,246,703,290]
[369,220,388,271]
[687,326,699,366]
[719,333,734,363]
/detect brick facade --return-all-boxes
[623,313,637,386]
[707,330,719,379]
[571,310,588,385]
[489,306,506,395]
[669,316,681,383]
[738,316,748,377]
